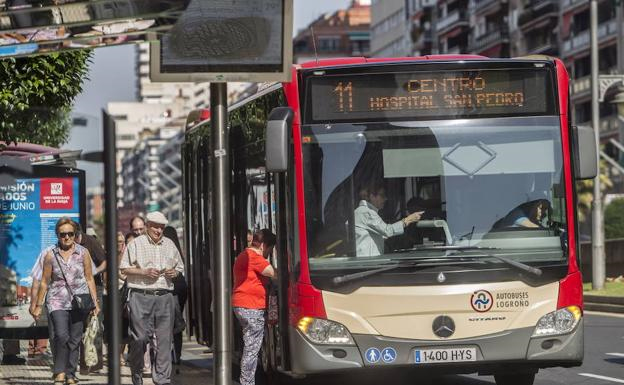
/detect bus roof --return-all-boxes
[297,55,487,69]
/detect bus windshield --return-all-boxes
[301,116,568,274]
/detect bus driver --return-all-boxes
[354,183,423,257]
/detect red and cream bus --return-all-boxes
[182,56,597,385]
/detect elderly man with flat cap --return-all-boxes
[120,211,185,385]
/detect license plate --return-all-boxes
[414,347,477,364]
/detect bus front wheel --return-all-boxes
[494,373,536,385]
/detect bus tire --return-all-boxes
[494,373,536,385]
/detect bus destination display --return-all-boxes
[307,69,553,122]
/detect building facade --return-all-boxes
[372,0,624,143]
[294,0,370,63]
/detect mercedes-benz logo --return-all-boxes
[432,315,455,338]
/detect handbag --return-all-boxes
[53,248,95,313]
[120,281,130,318]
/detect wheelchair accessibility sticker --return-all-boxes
[381,347,397,363]
[365,348,381,363]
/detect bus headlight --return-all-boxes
[532,306,582,337]
[297,317,355,345]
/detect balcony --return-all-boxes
[436,9,469,35]
[470,0,503,16]
[571,68,620,99]
[517,0,558,31]
[561,0,587,12]
[524,32,558,55]
[562,19,618,57]
[469,27,509,54]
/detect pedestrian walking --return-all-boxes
[232,229,277,385]
[28,245,54,359]
[120,211,185,385]
[129,216,146,237]
[32,217,100,385]
[75,224,107,375]
[162,226,187,374]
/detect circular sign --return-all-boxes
[365,348,381,363]
[470,290,493,312]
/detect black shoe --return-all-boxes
[131,372,144,385]
[1,355,26,365]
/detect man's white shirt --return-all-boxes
[354,200,404,257]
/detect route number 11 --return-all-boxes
[334,81,353,112]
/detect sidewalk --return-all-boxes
[0,340,214,385]
[584,294,624,313]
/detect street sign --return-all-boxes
[149,0,293,82]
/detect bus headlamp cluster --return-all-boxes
[297,317,355,345]
[532,306,582,337]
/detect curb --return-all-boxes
[584,294,624,314]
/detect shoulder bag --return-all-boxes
[53,248,95,313]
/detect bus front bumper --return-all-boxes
[288,319,583,375]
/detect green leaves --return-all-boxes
[0,50,92,147]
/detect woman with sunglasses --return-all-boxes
[33,217,100,384]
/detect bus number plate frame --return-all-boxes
[414,347,477,364]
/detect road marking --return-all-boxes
[606,353,624,357]
[585,311,624,318]
[578,373,624,383]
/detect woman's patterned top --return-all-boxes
[46,244,90,313]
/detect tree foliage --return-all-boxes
[576,159,613,222]
[0,50,92,147]
[605,198,624,239]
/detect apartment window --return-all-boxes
[117,134,135,141]
[318,37,340,52]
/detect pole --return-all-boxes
[590,0,606,290]
[211,82,232,385]
[431,3,438,54]
[103,109,121,385]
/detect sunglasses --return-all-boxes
[58,232,75,238]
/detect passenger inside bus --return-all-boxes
[491,199,552,229]
[354,183,423,257]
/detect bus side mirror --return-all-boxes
[265,107,293,172]
[573,125,597,180]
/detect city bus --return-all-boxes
[182,56,597,385]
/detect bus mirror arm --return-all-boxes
[266,107,294,172]
[414,219,453,246]
[572,125,597,180]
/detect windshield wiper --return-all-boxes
[331,257,477,285]
[448,247,543,277]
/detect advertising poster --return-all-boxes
[0,167,84,332]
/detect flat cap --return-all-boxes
[146,211,168,225]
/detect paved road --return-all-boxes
[280,312,624,385]
[1,313,621,385]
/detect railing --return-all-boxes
[436,9,467,32]
[562,19,617,56]
[446,46,462,54]
[470,0,499,12]
[469,28,508,53]
[517,0,557,28]
[572,75,591,95]
[561,0,587,12]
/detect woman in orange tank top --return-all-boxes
[232,229,276,385]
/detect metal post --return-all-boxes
[431,3,439,54]
[102,109,121,385]
[590,0,606,290]
[211,82,232,385]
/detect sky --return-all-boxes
[67,0,357,188]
